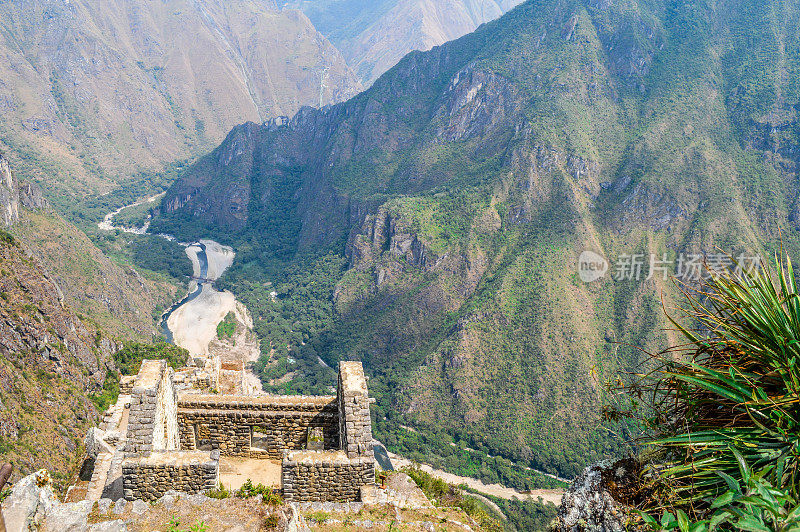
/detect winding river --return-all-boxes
[158,242,209,344]
[98,201,237,357]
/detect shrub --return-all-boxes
[236,479,282,505]
[610,252,800,522]
[206,483,230,499]
[113,340,189,375]
[641,457,800,531]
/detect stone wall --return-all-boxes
[119,376,135,395]
[177,394,339,459]
[282,450,375,502]
[125,360,179,454]
[338,362,374,460]
[122,451,219,501]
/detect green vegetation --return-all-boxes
[216,312,236,339]
[207,480,281,506]
[641,465,799,532]
[609,253,800,529]
[218,252,346,396]
[489,496,559,532]
[128,235,192,281]
[305,511,331,524]
[113,340,189,376]
[90,372,120,411]
[0,230,17,248]
[235,479,282,506]
[379,425,565,492]
[166,518,208,532]
[71,160,191,230]
[402,466,504,531]
[206,483,231,500]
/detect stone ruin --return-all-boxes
[75,360,375,503]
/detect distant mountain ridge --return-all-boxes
[153,0,800,478]
[0,0,361,207]
[289,0,525,85]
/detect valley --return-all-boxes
[0,0,798,530]
[99,199,262,395]
[152,0,800,488]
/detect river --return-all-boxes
[98,199,242,358]
[99,197,566,503]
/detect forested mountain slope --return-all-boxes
[154,0,800,478]
[0,228,117,491]
[0,0,361,212]
[289,0,525,85]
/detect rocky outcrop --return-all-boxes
[0,154,19,227]
[2,470,59,531]
[17,182,48,211]
[553,460,641,532]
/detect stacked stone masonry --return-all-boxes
[125,360,179,454]
[177,395,339,459]
[122,451,219,501]
[84,359,375,503]
[338,362,374,460]
[282,451,375,502]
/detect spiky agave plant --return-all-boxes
[646,253,800,511]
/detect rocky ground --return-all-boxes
[1,470,485,532]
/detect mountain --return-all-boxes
[154,0,800,480]
[0,227,116,491]
[0,0,361,212]
[289,0,525,85]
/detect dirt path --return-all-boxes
[218,457,282,490]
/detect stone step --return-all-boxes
[85,452,113,501]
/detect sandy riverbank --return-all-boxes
[387,452,564,506]
[200,239,234,280]
[167,284,238,356]
[166,240,237,356]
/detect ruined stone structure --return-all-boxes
[78,360,376,503]
[282,362,376,502]
[119,360,217,501]
[122,451,219,501]
[177,394,339,459]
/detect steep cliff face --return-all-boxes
[0,0,362,205]
[0,231,115,488]
[155,0,800,477]
[0,154,19,227]
[12,208,177,342]
[0,153,176,342]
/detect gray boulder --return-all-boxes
[84,428,114,459]
[42,500,92,532]
[88,521,129,532]
[553,461,630,532]
[130,499,148,515]
[1,469,58,531]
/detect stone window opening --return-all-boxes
[194,424,212,451]
[250,426,271,453]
